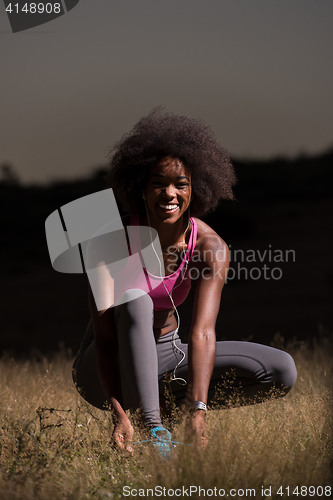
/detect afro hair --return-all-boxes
[105,107,236,217]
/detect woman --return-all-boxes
[72,108,297,456]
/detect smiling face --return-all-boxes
[144,157,192,226]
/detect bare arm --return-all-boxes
[88,279,134,454]
[187,235,229,442]
[88,286,123,415]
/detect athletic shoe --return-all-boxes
[149,426,172,458]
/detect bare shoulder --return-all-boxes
[193,217,229,260]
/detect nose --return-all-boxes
[163,184,177,199]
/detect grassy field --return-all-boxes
[0,335,332,500]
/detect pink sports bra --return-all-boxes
[112,214,197,311]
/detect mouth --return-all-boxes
[158,203,180,214]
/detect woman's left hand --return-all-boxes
[112,415,134,456]
[190,410,209,448]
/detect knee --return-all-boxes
[115,289,153,316]
[118,288,148,303]
[273,350,297,394]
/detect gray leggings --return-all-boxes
[72,292,297,426]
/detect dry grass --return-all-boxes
[0,335,332,500]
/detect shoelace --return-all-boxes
[149,426,172,458]
[132,426,192,459]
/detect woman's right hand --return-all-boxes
[112,415,134,456]
[190,410,209,449]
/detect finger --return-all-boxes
[113,431,125,450]
[125,443,134,456]
[201,435,209,449]
[124,430,134,456]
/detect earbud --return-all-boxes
[142,191,146,200]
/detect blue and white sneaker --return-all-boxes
[149,426,172,458]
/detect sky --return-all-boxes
[1,0,333,184]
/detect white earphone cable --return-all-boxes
[144,199,189,385]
